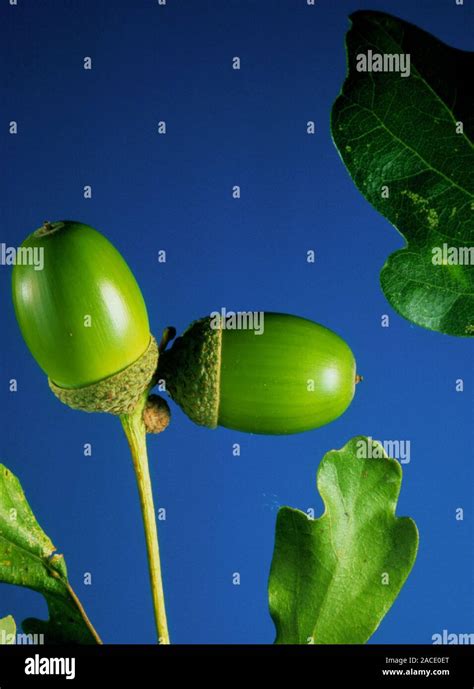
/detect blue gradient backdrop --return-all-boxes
[1,0,472,644]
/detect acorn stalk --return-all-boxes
[120,392,169,644]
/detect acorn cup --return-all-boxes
[157,313,359,434]
[12,220,170,644]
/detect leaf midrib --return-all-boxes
[309,464,367,642]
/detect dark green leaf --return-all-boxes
[0,464,100,644]
[268,436,418,643]
[332,11,474,337]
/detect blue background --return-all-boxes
[0,0,472,644]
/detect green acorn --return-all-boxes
[158,313,359,434]
[12,220,158,415]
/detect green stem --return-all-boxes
[48,565,103,644]
[65,581,103,644]
[120,397,170,644]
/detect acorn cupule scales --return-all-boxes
[158,313,357,434]
[49,335,159,415]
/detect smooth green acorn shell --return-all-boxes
[12,220,151,389]
[158,313,357,435]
